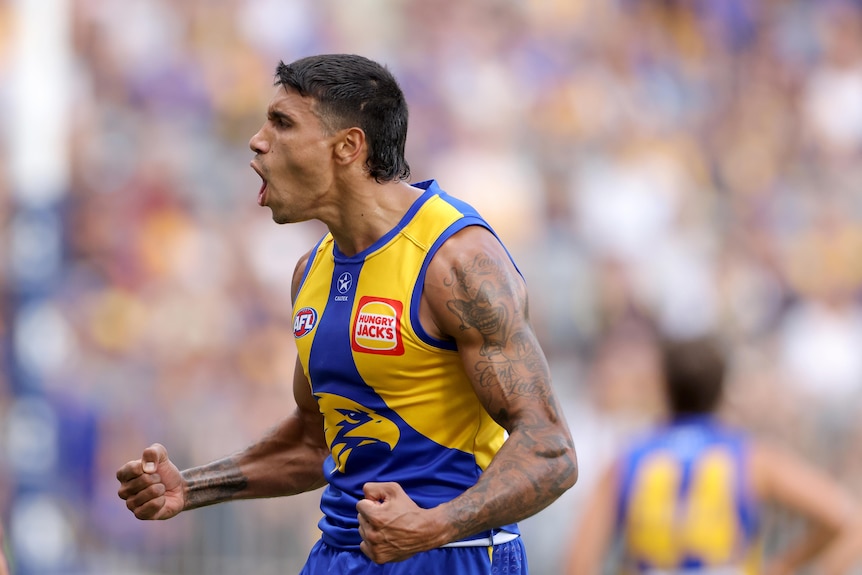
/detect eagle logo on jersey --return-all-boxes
[315,392,401,473]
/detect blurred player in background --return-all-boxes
[116,53,576,574]
[563,334,862,575]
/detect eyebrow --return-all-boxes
[267,109,294,124]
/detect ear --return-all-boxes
[333,127,366,166]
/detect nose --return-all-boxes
[249,128,268,154]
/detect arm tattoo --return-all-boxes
[444,254,552,418]
[443,428,577,539]
[181,457,249,511]
[445,255,509,357]
[442,254,578,537]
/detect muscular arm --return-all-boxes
[183,249,329,509]
[119,251,329,518]
[181,360,329,509]
[422,225,577,543]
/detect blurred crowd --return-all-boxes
[2,0,862,573]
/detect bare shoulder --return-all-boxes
[422,225,526,340]
[428,225,519,277]
[747,439,813,494]
[421,224,562,433]
[748,439,814,491]
[747,439,779,497]
[291,248,315,303]
[749,438,856,518]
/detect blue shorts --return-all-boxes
[299,537,528,575]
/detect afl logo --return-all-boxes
[293,307,318,338]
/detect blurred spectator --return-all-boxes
[2,0,862,573]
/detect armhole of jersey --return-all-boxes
[615,451,635,531]
[295,234,329,299]
[615,438,650,532]
[733,434,760,539]
[411,217,516,350]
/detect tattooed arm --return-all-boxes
[116,364,329,519]
[428,225,577,538]
[117,251,330,520]
[357,225,577,562]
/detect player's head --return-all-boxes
[274,54,410,183]
[659,335,726,417]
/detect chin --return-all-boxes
[269,209,303,225]
[271,212,291,225]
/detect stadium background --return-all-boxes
[2,0,862,573]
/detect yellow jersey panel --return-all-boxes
[292,180,516,549]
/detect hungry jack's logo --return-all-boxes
[351,296,404,355]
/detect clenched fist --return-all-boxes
[117,443,185,520]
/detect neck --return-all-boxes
[325,180,422,257]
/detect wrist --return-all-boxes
[180,457,249,511]
[430,499,476,547]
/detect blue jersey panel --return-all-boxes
[300,538,527,575]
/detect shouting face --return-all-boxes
[248,86,340,224]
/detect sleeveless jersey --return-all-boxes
[292,179,519,549]
[616,417,761,575]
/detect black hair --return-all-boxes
[660,335,726,417]
[275,54,411,183]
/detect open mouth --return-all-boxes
[251,162,268,206]
[258,178,268,206]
